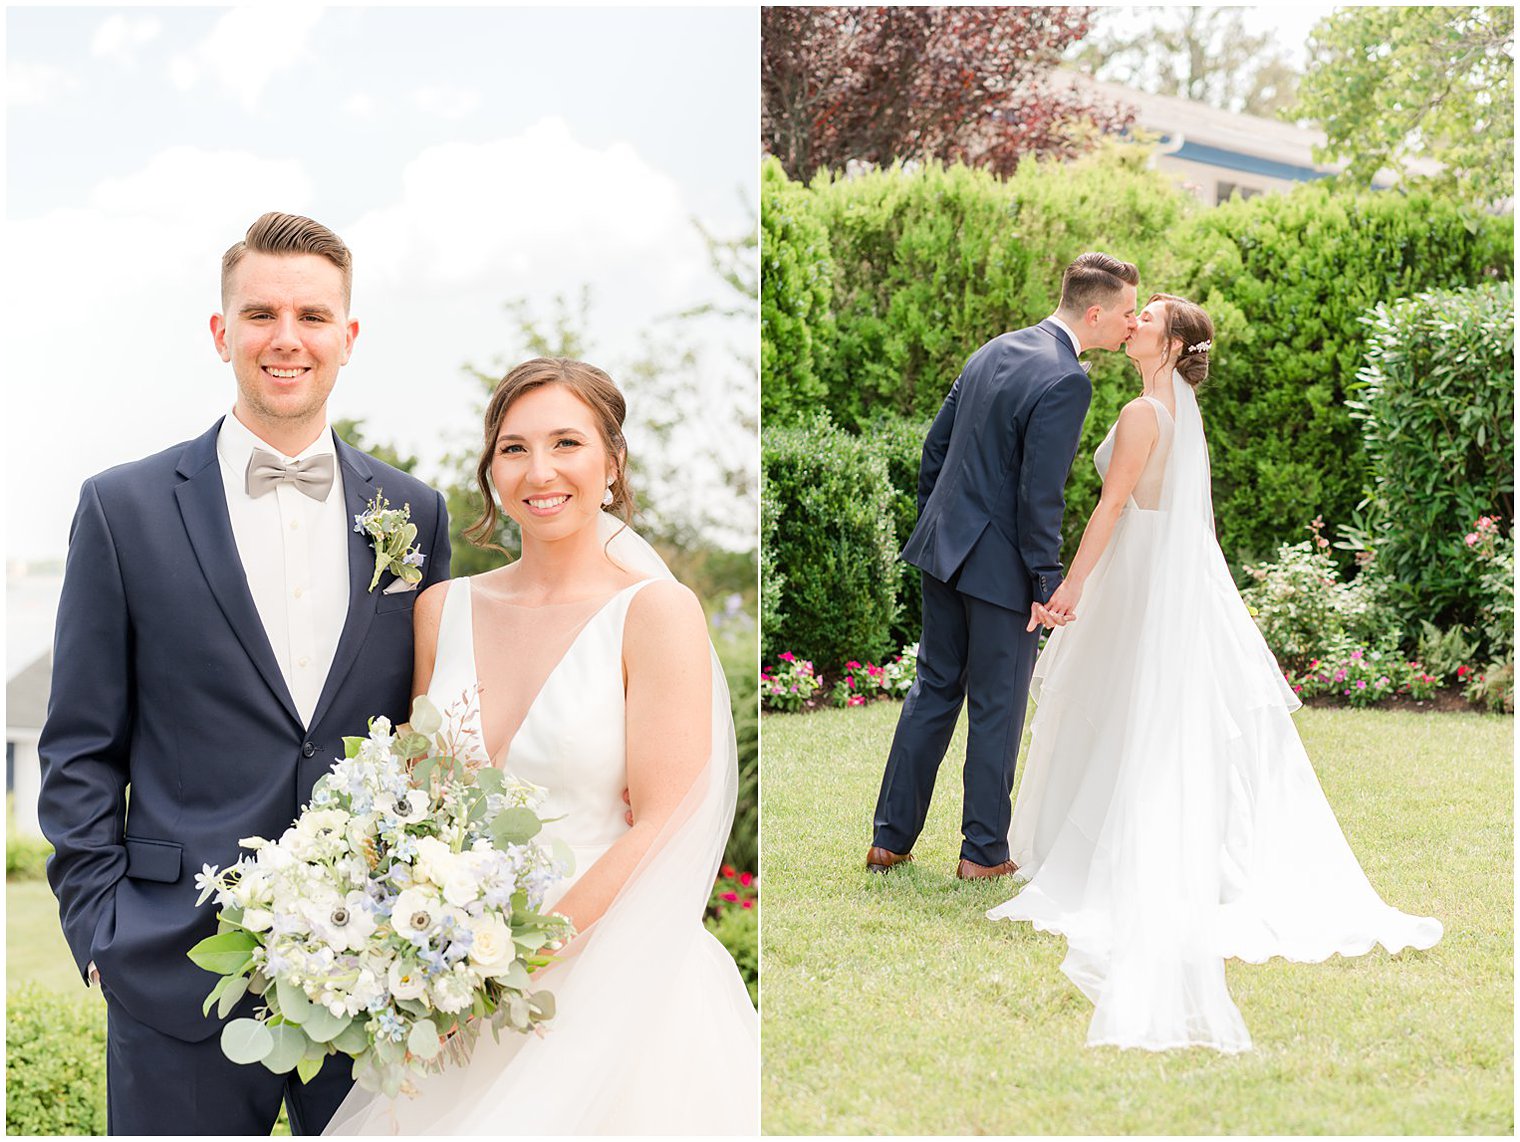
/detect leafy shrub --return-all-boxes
[1463,658,1515,714]
[7,831,52,880]
[1466,515,1515,663]
[715,625,759,875]
[6,985,107,1135]
[1175,190,1511,572]
[1240,518,1395,671]
[1287,647,1439,708]
[1414,620,1482,683]
[861,414,934,648]
[761,156,834,425]
[1347,282,1514,641]
[759,472,786,653]
[762,415,898,671]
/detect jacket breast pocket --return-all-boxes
[124,836,182,883]
[376,587,419,614]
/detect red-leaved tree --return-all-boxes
[762,7,1134,180]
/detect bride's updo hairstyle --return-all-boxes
[1149,293,1215,388]
[465,357,635,549]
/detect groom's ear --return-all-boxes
[340,317,359,364]
[210,313,231,362]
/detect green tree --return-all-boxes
[1293,6,1514,204]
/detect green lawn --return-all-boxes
[760,702,1513,1135]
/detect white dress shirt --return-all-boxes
[215,411,351,728]
[1046,314,1082,357]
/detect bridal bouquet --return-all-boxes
[188,694,575,1099]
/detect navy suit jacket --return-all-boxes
[899,319,1092,612]
[37,420,451,1042]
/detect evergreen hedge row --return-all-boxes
[6,986,107,1135]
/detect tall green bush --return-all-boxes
[762,416,898,671]
[1349,281,1515,646]
[1171,185,1511,569]
[6,986,107,1135]
[761,157,834,425]
[860,414,934,648]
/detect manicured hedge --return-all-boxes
[6,986,108,1135]
[762,415,898,672]
[860,414,935,649]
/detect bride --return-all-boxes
[326,358,759,1132]
[987,295,1442,1053]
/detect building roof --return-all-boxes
[7,650,51,732]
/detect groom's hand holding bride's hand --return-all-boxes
[1029,581,1082,632]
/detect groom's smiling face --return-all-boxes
[212,251,358,442]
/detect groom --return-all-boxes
[868,252,1138,879]
[37,212,451,1134]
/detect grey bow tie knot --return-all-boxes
[1081,360,1093,375]
[246,449,335,501]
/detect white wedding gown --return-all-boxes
[326,526,758,1133]
[987,373,1442,1053]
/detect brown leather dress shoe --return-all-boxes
[956,857,1018,879]
[866,846,913,873]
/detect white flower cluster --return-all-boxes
[1186,339,1212,354]
[193,698,572,1098]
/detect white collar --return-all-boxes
[1046,315,1082,358]
[217,410,336,468]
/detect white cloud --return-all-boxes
[168,7,324,111]
[343,92,377,119]
[7,60,78,108]
[90,146,314,225]
[412,85,480,121]
[91,14,162,66]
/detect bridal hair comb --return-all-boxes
[1186,339,1212,354]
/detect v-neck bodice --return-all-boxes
[427,576,655,902]
[1094,394,1174,511]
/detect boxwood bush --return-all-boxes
[6,985,107,1135]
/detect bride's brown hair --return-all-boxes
[1147,293,1214,388]
[464,357,636,550]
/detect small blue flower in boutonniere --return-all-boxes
[353,492,426,592]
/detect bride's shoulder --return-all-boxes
[1115,397,1161,438]
[624,579,707,660]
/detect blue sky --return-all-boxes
[5,6,759,560]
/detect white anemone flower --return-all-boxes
[390,886,441,944]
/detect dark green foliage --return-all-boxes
[860,414,935,648]
[759,471,786,656]
[1349,282,1515,646]
[1170,185,1512,570]
[7,831,52,880]
[6,986,107,1135]
[761,157,834,425]
[762,416,898,671]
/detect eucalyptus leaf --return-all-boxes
[528,990,556,1021]
[301,1004,353,1044]
[473,767,505,795]
[408,1019,442,1060]
[221,1018,274,1065]
[410,695,443,737]
[507,995,529,1031]
[399,732,430,760]
[276,976,316,1024]
[344,736,365,759]
[261,1023,309,1074]
[332,1020,371,1055]
[296,1054,326,1084]
[491,806,542,846]
[412,758,437,788]
[202,975,229,1018]
[247,970,270,997]
[502,960,530,990]
[217,975,251,1019]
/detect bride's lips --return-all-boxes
[523,493,572,517]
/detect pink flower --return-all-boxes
[1378,676,1389,686]
[1356,680,1367,690]
[739,871,754,887]
[1350,649,1364,660]
[847,694,865,706]
[721,865,735,878]
[1293,684,1303,693]
[721,891,739,903]
[1466,533,1480,546]
[740,899,754,910]
[1458,665,1471,678]
[1333,669,1347,682]
[779,652,795,662]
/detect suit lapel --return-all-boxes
[309,437,382,730]
[1037,318,1082,365]
[173,420,302,729]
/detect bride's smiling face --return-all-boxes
[491,383,619,543]
[1124,300,1179,366]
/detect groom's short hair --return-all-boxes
[1059,252,1139,314]
[221,212,353,310]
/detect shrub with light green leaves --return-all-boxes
[1349,282,1514,646]
[7,831,52,880]
[862,414,934,648]
[762,415,898,672]
[6,985,107,1135]
[761,156,834,425]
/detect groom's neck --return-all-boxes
[231,405,329,459]
[1050,310,1088,354]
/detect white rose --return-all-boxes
[412,836,455,886]
[467,916,515,976]
[242,908,274,932]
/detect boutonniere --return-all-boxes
[353,492,426,592]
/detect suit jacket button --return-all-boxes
[302,742,317,758]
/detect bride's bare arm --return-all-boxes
[1041,400,1159,623]
[412,581,450,700]
[548,579,712,938]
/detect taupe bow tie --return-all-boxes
[245,449,335,501]
[1081,360,1093,374]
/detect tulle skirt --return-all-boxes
[989,509,1442,1052]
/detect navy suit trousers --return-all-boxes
[873,570,1040,867]
[105,993,353,1135]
